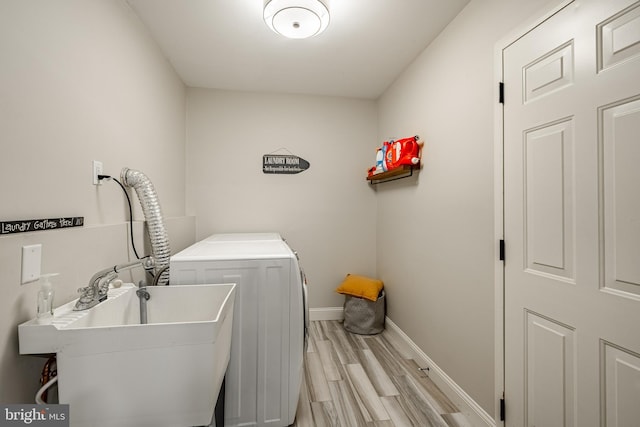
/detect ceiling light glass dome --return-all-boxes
[264,0,330,39]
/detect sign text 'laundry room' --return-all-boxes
[262,154,310,174]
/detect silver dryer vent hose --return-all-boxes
[121,167,170,286]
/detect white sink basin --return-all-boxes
[19,282,236,427]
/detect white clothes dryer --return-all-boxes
[170,233,307,427]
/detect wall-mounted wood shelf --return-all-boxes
[366,164,419,185]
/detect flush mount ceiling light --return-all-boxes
[264,0,330,39]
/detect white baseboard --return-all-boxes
[309,307,344,321]
[384,317,496,427]
[309,307,495,426]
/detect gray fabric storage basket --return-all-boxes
[343,289,385,335]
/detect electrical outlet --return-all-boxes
[92,160,103,185]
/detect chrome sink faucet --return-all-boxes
[74,257,155,311]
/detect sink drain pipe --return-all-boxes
[137,264,170,324]
[121,168,171,286]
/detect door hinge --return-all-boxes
[500,398,505,421]
[499,82,504,104]
[499,239,505,261]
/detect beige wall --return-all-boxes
[186,89,378,309]
[0,1,192,402]
[376,0,555,415]
[0,0,569,417]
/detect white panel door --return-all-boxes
[503,1,640,425]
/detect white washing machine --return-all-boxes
[170,233,308,427]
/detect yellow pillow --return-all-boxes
[336,274,384,302]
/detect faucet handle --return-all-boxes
[97,272,118,301]
[74,286,98,311]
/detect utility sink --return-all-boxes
[18,282,236,427]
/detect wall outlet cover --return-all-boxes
[93,160,103,185]
[21,244,42,285]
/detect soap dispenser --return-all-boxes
[36,273,59,324]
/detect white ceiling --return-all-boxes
[127,0,470,99]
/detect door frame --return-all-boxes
[492,0,574,424]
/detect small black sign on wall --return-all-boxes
[262,154,310,174]
[0,217,84,235]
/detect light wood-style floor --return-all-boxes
[293,320,472,427]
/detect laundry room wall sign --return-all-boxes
[262,153,310,174]
[0,217,84,235]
